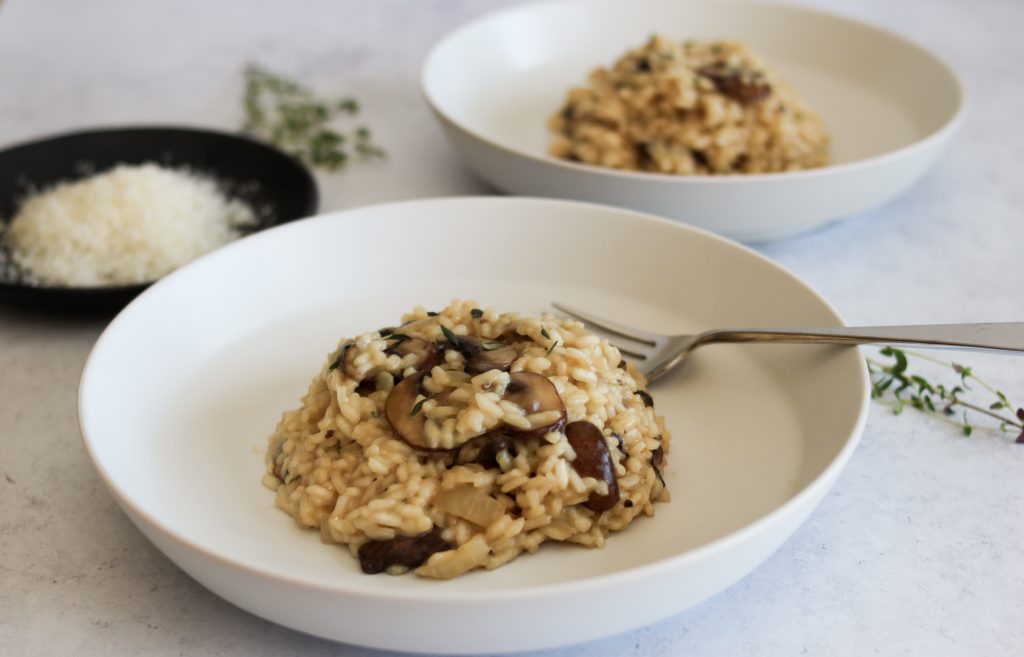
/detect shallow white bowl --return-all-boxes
[422,0,964,242]
[79,197,868,653]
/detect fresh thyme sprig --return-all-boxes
[242,64,385,172]
[867,346,1024,442]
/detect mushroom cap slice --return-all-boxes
[697,63,772,103]
[503,371,566,435]
[384,371,433,450]
[455,429,510,468]
[386,371,566,451]
[345,335,443,384]
[343,341,376,382]
[564,420,620,513]
[389,337,444,375]
[441,327,518,375]
[357,527,453,574]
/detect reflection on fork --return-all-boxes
[551,302,1024,384]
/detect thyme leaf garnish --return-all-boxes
[410,397,427,417]
[388,333,411,345]
[546,340,559,356]
[242,64,386,172]
[471,308,484,319]
[440,325,460,346]
[868,347,1024,442]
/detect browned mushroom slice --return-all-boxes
[346,335,443,386]
[342,342,372,381]
[327,342,351,372]
[564,420,620,513]
[697,64,771,104]
[357,527,453,574]
[455,429,511,469]
[440,326,518,374]
[503,372,566,435]
[384,371,435,449]
[496,329,527,344]
[387,336,444,375]
[651,443,666,488]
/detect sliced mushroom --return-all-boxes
[503,372,567,435]
[455,430,510,469]
[384,371,433,450]
[387,336,443,375]
[342,342,370,381]
[357,527,453,574]
[441,326,518,374]
[697,64,771,104]
[611,432,627,459]
[651,443,666,488]
[328,342,352,372]
[387,371,565,450]
[345,335,442,385]
[564,420,620,513]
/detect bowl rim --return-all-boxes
[77,195,871,604]
[421,0,967,186]
[0,124,319,300]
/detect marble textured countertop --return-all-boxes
[1,0,1022,655]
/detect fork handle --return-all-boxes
[696,323,1024,354]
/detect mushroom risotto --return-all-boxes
[264,301,670,579]
[549,35,830,174]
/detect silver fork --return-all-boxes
[552,302,1024,383]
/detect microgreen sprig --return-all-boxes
[242,64,385,172]
[867,347,1024,441]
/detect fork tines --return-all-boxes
[551,302,654,360]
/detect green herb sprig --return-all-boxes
[868,347,1024,441]
[440,325,461,346]
[242,64,385,171]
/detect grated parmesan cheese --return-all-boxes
[2,163,256,286]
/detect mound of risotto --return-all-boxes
[264,301,670,579]
[549,35,830,174]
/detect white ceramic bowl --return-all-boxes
[79,197,868,653]
[422,0,964,242]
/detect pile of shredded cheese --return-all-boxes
[2,163,256,286]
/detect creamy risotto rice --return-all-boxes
[549,35,830,174]
[264,301,670,579]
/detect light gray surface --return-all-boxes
[1,0,1022,655]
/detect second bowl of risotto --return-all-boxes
[422,0,964,241]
